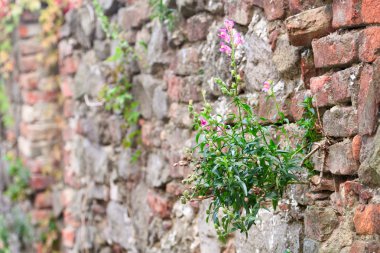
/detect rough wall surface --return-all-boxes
[2,0,380,252]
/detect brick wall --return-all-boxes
[3,0,380,252]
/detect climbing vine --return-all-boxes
[149,0,176,30]
[93,0,140,157]
[181,19,320,240]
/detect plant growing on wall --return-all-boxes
[93,0,141,157]
[182,19,319,240]
[149,0,176,31]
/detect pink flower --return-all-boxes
[218,28,230,43]
[262,80,272,93]
[220,43,232,55]
[233,31,244,46]
[200,118,208,127]
[224,19,234,31]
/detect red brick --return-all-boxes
[19,72,39,90]
[186,13,213,42]
[30,174,52,190]
[310,175,337,192]
[18,24,41,38]
[64,99,74,118]
[63,209,81,228]
[350,240,380,253]
[20,122,60,141]
[310,66,359,107]
[60,56,78,75]
[361,0,380,24]
[19,55,39,73]
[60,77,74,98]
[353,204,380,235]
[22,90,59,105]
[358,62,380,135]
[332,0,362,28]
[263,0,286,21]
[225,0,254,25]
[34,191,52,209]
[19,39,43,56]
[312,31,359,68]
[359,26,380,63]
[147,191,172,219]
[62,227,76,248]
[286,5,334,46]
[332,0,380,28]
[352,135,362,161]
[339,181,362,207]
[31,209,52,224]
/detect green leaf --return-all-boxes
[235,176,247,196]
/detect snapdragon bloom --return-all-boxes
[200,118,208,127]
[224,19,234,31]
[220,42,232,55]
[219,19,244,55]
[218,28,230,43]
[262,81,272,93]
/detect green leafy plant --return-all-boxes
[182,20,319,240]
[3,155,30,202]
[0,207,33,253]
[93,0,141,154]
[149,0,176,31]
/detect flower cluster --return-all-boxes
[0,0,9,18]
[218,19,244,55]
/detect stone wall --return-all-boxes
[3,0,380,252]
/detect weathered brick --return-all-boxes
[31,209,52,224]
[225,0,254,25]
[165,72,202,103]
[59,56,78,75]
[174,47,200,76]
[18,24,41,38]
[323,106,358,137]
[310,66,360,107]
[20,122,60,141]
[19,55,39,73]
[117,1,150,31]
[18,38,43,55]
[286,5,334,46]
[19,72,39,90]
[147,191,172,218]
[34,191,52,209]
[30,174,52,190]
[62,227,76,248]
[349,240,380,253]
[263,0,286,21]
[359,26,380,63]
[339,181,362,207]
[353,204,380,235]
[60,76,74,98]
[326,139,360,175]
[186,13,213,42]
[332,0,380,28]
[358,61,380,135]
[22,90,59,105]
[312,31,359,68]
[289,0,328,14]
[352,135,362,161]
[304,206,338,241]
[166,181,185,196]
[310,175,337,192]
